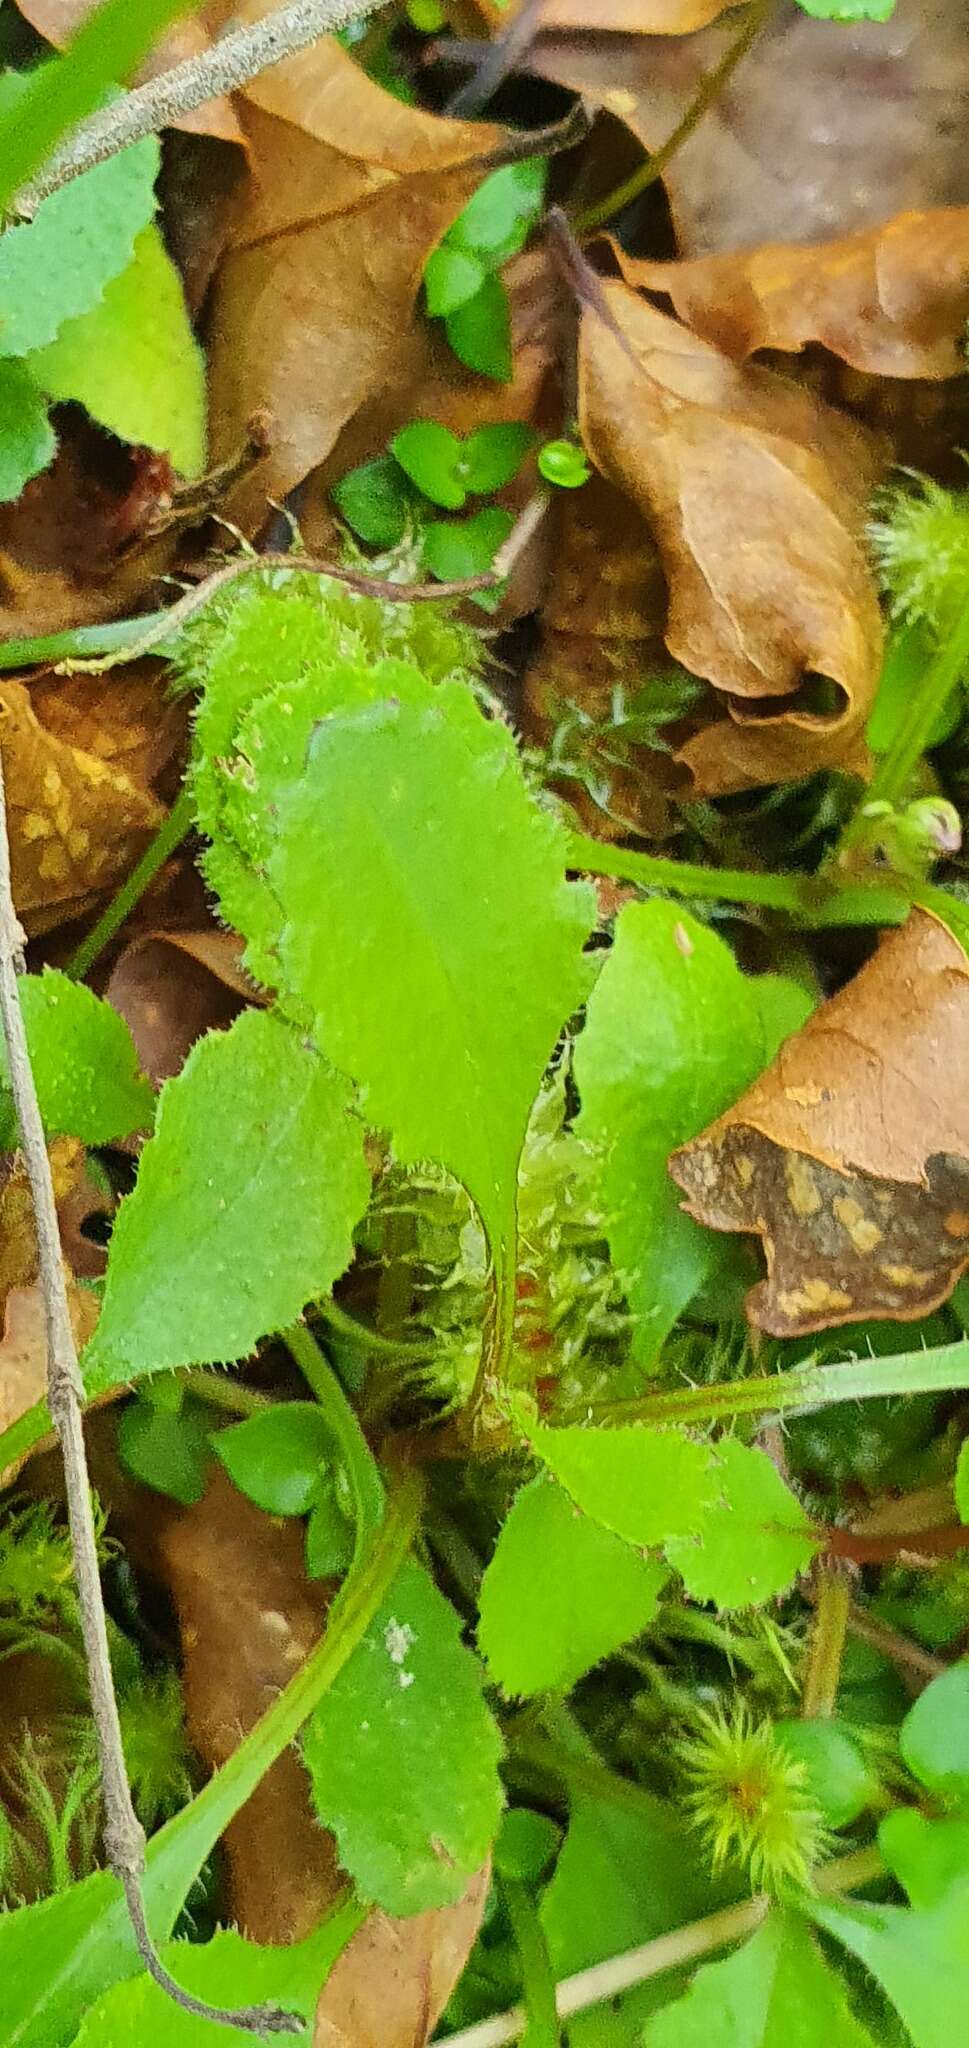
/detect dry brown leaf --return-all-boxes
[0,1281,99,1441]
[529,0,969,256]
[576,272,883,792]
[0,435,180,641]
[538,0,733,26]
[14,0,246,144]
[522,475,680,837]
[206,10,506,529]
[314,1868,490,2048]
[0,676,164,935]
[154,1470,342,1941]
[106,929,253,1086]
[670,910,969,1335]
[627,209,969,380]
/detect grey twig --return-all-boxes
[0,743,298,2037]
[14,0,391,216]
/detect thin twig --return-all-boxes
[0,743,298,2036]
[58,501,549,676]
[13,0,392,217]
[443,0,545,120]
[572,0,775,235]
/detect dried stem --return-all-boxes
[13,0,392,217]
[444,1844,885,2048]
[0,742,296,2037]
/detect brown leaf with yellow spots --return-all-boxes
[576,272,884,794]
[625,209,969,381]
[1,676,165,936]
[670,911,969,1336]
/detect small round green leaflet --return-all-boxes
[214,1402,334,1518]
[331,453,413,547]
[424,242,485,317]
[424,506,514,593]
[538,439,592,490]
[446,274,513,382]
[392,420,468,510]
[898,1663,969,1805]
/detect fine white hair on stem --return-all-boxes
[13,0,391,217]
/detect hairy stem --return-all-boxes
[445,1844,885,2048]
[67,785,195,981]
[502,1879,561,2048]
[573,0,775,235]
[801,1564,851,1718]
[13,0,393,217]
[566,832,909,929]
[0,741,291,2036]
[575,1337,969,1429]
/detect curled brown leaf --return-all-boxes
[627,208,969,380]
[576,272,883,792]
[314,1868,489,2048]
[670,911,969,1335]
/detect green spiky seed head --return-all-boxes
[677,1702,829,1895]
[867,472,969,634]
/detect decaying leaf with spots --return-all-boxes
[670,911,969,1335]
[1,677,165,935]
[626,208,969,382]
[576,271,884,794]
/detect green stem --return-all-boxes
[801,1565,850,1719]
[469,1225,519,1432]
[66,785,195,981]
[318,1295,436,1362]
[180,1371,274,1419]
[285,1322,384,1549]
[573,0,774,234]
[502,1880,561,2048]
[0,612,174,674]
[835,592,969,862]
[566,832,908,929]
[575,1337,969,1429]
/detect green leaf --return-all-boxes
[305,1486,354,1578]
[795,0,894,17]
[266,683,594,1247]
[0,100,159,356]
[392,420,467,509]
[574,901,804,1362]
[28,224,206,477]
[214,1403,333,1517]
[331,453,413,547]
[423,505,513,596]
[117,1395,212,1507]
[479,1472,668,1697]
[303,1556,503,1914]
[665,1438,819,1608]
[812,1884,969,2048]
[461,422,533,494]
[66,1916,356,2047]
[538,438,591,490]
[448,161,547,263]
[773,1720,877,1829]
[445,274,512,382]
[83,1009,370,1394]
[898,1662,969,1803]
[644,1907,877,2048]
[424,242,485,317]
[494,1809,561,1883]
[523,1416,714,1549]
[0,969,154,1146]
[542,1780,719,2043]
[0,357,54,501]
[879,1808,969,1909]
